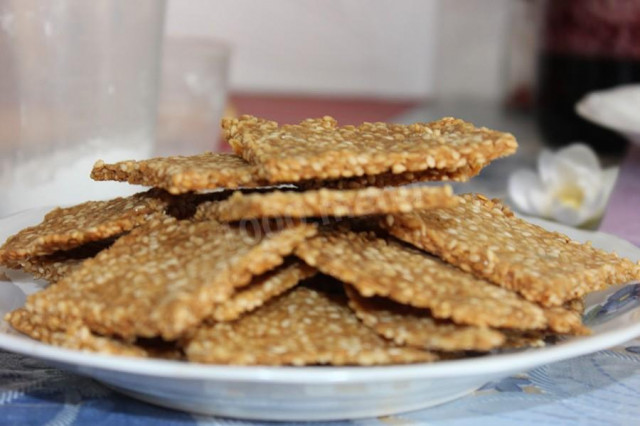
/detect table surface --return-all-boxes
[2,99,640,426]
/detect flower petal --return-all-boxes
[508,169,537,214]
[538,149,560,186]
[556,143,600,171]
[550,201,590,226]
[602,167,620,192]
[508,169,551,216]
[557,160,602,207]
[510,143,611,227]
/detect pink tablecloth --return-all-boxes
[600,144,640,247]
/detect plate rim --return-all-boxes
[1,208,640,385]
[2,317,640,384]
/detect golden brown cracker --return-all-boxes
[7,239,115,284]
[0,190,165,263]
[502,331,548,349]
[185,286,437,365]
[543,305,590,335]
[295,228,547,330]
[6,308,182,358]
[27,217,317,340]
[211,260,316,322]
[564,298,586,314]
[13,255,85,284]
[223,115,517,182]
[299,164,487,189]
[91,152,269,194]
[6,308,148,357]
[199,185,457,222]
[91,151,482,196]
[383,194,640,306]
[344,285,506,351]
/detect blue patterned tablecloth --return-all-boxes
[2,340,640,426]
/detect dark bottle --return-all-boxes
[536,0,640,155]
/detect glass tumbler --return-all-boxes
[0,0,166,216]
[156,37,230,157]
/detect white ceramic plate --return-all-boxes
[1,208,640,421]
[576,84,640,144]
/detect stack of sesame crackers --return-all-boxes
[1,115,639,366]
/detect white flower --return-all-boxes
[508,144,618,227]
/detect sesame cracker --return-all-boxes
[0,190,165,263]
[91,151,483,196]
[91,152,269,194]
[223,115,517,182]
[543,305,590,335]
[6,308,183,358]
[295,228,547,330]
[6,239,113,284]
[300,164,487,189]
[185,286,437,365]
[345,285,506,351]
[383,194,640,306]
[198,185,457,222]
[6,308,149,357]
[211,259,316,322]
[27,217,317,340]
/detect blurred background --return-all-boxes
[165,0,639,152]
[165,0,507,112]
[1,0,639,229]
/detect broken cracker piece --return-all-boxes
[223,115,517,182]
[211,259,316,322]
[199,185,457,222]
[345,285,506,352]
[27,217,317,340]
[295,228,547,330]
[0,190,165,263]
[383,194,640,306]
[185,286,437,365]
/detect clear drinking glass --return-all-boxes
[156,37,230,157]
[0,0,166,216]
